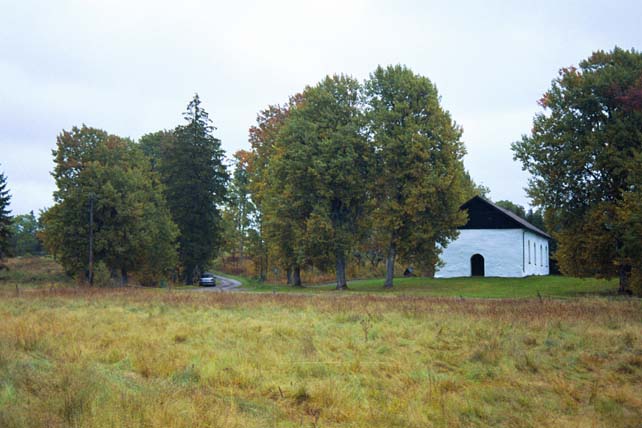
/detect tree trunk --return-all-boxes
[121,268,128,287]
[618,264,632,295]
[239,232,244,273]
[384,244,396,288]
[336,249,348,290]
[293,265,302,287]
[259,221,267,282]
[286,267,292,285]
[88,196,94,286]
[260,251,267,282]
[185,268,194,285]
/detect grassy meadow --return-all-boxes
[0,257,640,427]
[0,287,641,428]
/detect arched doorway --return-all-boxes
[471,254,485,277]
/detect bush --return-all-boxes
[93,262,115,288]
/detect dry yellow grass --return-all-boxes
[0,289,640,427]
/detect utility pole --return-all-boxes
[88,193,95,285]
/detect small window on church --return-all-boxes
[534,241,537,265]
[540,244,543,266]
[545,245,548,267]
[528,240,531,264]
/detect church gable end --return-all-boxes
[460,196,550,239]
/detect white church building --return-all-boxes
[435,196,550,278]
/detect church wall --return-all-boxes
[435,229,547,278]
[523,230,550,276]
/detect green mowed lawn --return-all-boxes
[0,257,621,300]
[240,275,619,299]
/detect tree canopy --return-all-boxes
[41,95,229,286]
[278,75,369,289]
[364,65,469,287]
[512,47,642,294]
[247,97,305,284]
[246,66,473,287]
[41,126,178,285]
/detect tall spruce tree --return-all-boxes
[364,65,468,287]
[160,94,229,284]
[0,168,12,270]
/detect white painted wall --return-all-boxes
[523,230,550,276]
[435,229,550,278]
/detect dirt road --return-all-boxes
[192,274,242,292]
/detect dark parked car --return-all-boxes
[199,272,216,287]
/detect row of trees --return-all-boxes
[225,65,484,289]
[40,95,228,285]
[222,49,642,294]
[3,48,639,294]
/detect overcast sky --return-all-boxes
[1,0,641,215]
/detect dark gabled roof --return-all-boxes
[460,196,551,239]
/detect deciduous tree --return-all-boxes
[41,126,178,285]
[275,75,370,289]
[220,150,261,273]
[139,130,175,172]
[512,47,642,294]
[495,200,527,218]
[364,65,468,287]
[229,151,256,264]
[247,98,302,284]
[462,170,490,199]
